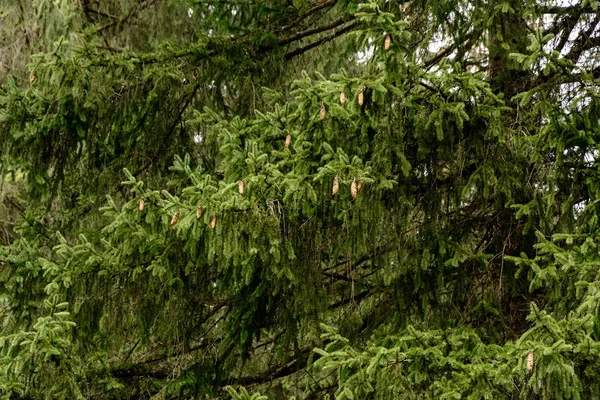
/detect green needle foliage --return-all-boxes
[2,0,600,398]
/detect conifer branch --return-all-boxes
[565,16,600,62]
[284,20,360,60]
[424,30,481,70]
[551,12,585,54]
[278,17,353,47]
[128,82,201,179]
[4,196,25,214]
[96,0,159,33]
[329,289,374,309]
[109,364,169,380]
[253,331,285,350]
[536,4,598,15]
[81,7,120,22]
[235,347,314,385]
[278,0,339,33]
[142,301,229,365]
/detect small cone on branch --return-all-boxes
[238,180,245,195]
[340,91,346,104]
[210,216,216,230]
[285,133,292,148]
[139,198,145,212]
[332,175,340,195]
[358,90,364,106]
[320,104,326,120]
[384,34,391,51]
[350,178,359,199]
[196,204,203,219]
[171,212,180,226]
[351,178,358,199]
[357,180,364,193]
[527,351,534,371]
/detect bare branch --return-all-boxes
[96,0,159,33]
[423,29,482,70]
[565,14,600,62]
[236,347,314,386]
[278,0,339,33]
[536,4,598,15]
[278,17,352,46]
[284,21,360,60]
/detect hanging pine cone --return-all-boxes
[527,351,534,371]
[351,178,358,199]
[285,133,292,148]
[384,34,391,51]
[340,91,346,105]
[196,204,203,219]
[332,175,340,195]
[171,212,180,226]
[358,90,364,106]
[238,180,245,195]
[357,180,364,193]
[320,104,326,120]
[210,216,216,230]
[139,198,145,212]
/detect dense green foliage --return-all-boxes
[2,0,600,398]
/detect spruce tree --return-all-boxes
[2,0,600,399]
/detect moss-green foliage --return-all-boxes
[2,0,600,399]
